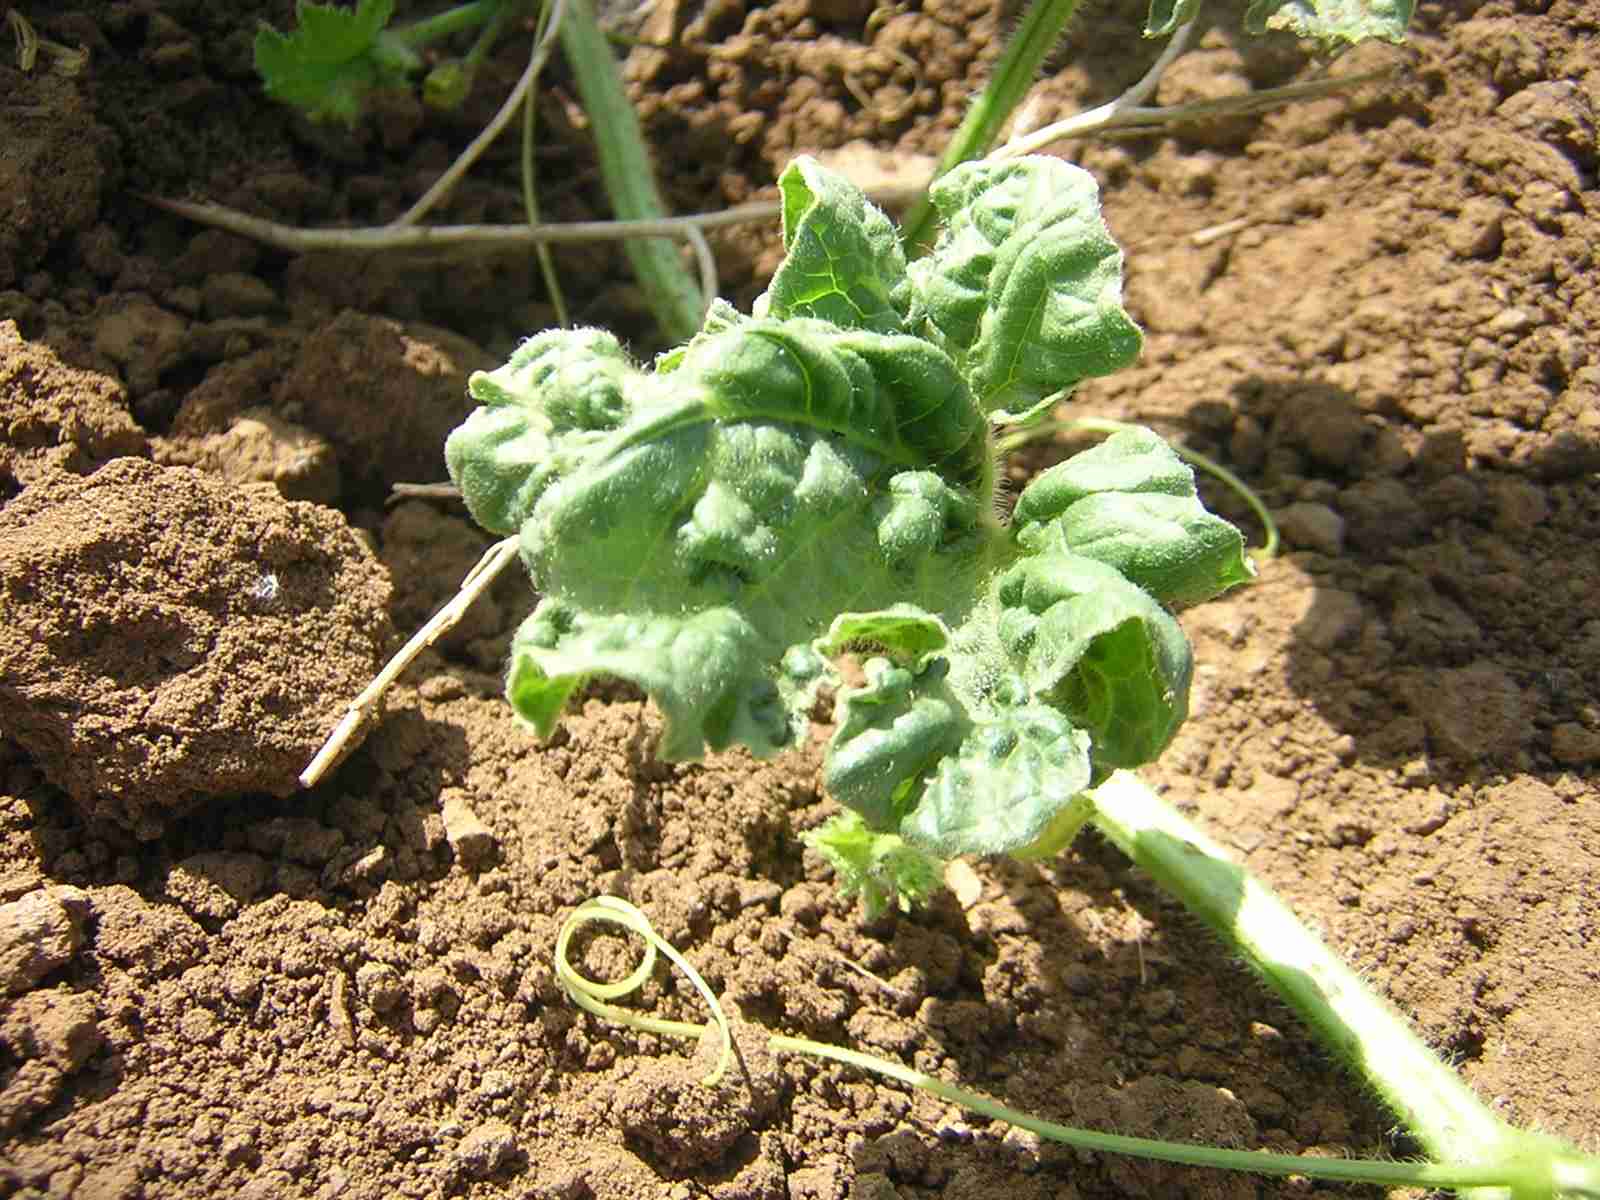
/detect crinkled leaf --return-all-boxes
[1244,0,1413,47]
[446,319,991,760]
[447,329,634,535]
[444,159,1249,904]
[1014,428,1254,606]
[899,702,1092,858]
[757,157,912,335]
[824,657,967,829]
[253,0,417,125]
[997,551,1192,769]
[1012,425,1196,517]
[507,602,816,759]
[908,157,1142,420]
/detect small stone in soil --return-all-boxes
[0,886,90,996]
[440,791,498,870]
[452,1121,517,1179]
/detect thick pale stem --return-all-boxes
[1087,770,1593,1200]
[558,0,704,340]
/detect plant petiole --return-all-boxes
[1088,769,1599,1200]
[387,0,509,50]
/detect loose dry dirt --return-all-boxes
[1,1,1596,1198]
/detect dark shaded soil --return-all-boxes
[1,1,1596,1198]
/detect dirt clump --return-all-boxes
[0,458,393,834]
[0,320,145,492]
[0,885,91,997]
[152,406,341,505]
[0,65,113,289]
[275,311,493,500]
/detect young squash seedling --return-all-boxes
[446,159,1600,1197]
[445,152,1250,911]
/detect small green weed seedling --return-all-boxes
[253,0,517,124]
[446,159,1600,1196]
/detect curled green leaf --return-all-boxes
[997,550,1192,769]
[900,702,1093,858]
[507,602,805,759]
[758,157,913,335]
[1014,428,1254,606]
[815,607,950,664]
[824,656,967,829]
[908,157,1142,421]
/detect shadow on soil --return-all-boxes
[1160,376,1600,780]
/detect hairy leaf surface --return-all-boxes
[446,156,1251,904]
[908,157,1142,421]
[758,158,913,335]
[900,701,1093,857]
[996,551,1191,768]
[1013,428,1254,605]
[446,266,993,758]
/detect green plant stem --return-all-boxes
[1086,769,1598,1200]
[390,0,504,48]
[521,0,570,325]
[900,0,1084,250]
[768,1037,1528,1191]
[462,0,512,72]
[558,0,704,340]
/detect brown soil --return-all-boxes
[2,1,1596,1198]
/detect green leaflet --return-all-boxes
[253,0,418,125]
[1013,428,1254,606]
[1145,0,1411,46]
[1243,0,1413,46]
[900,701,1092,858]
[802,813,946,921]
[995,551,1192,769]
[507,603,820,759]
[823,657,966,830]
[908,157,1143,422]
[759,158,913,335]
